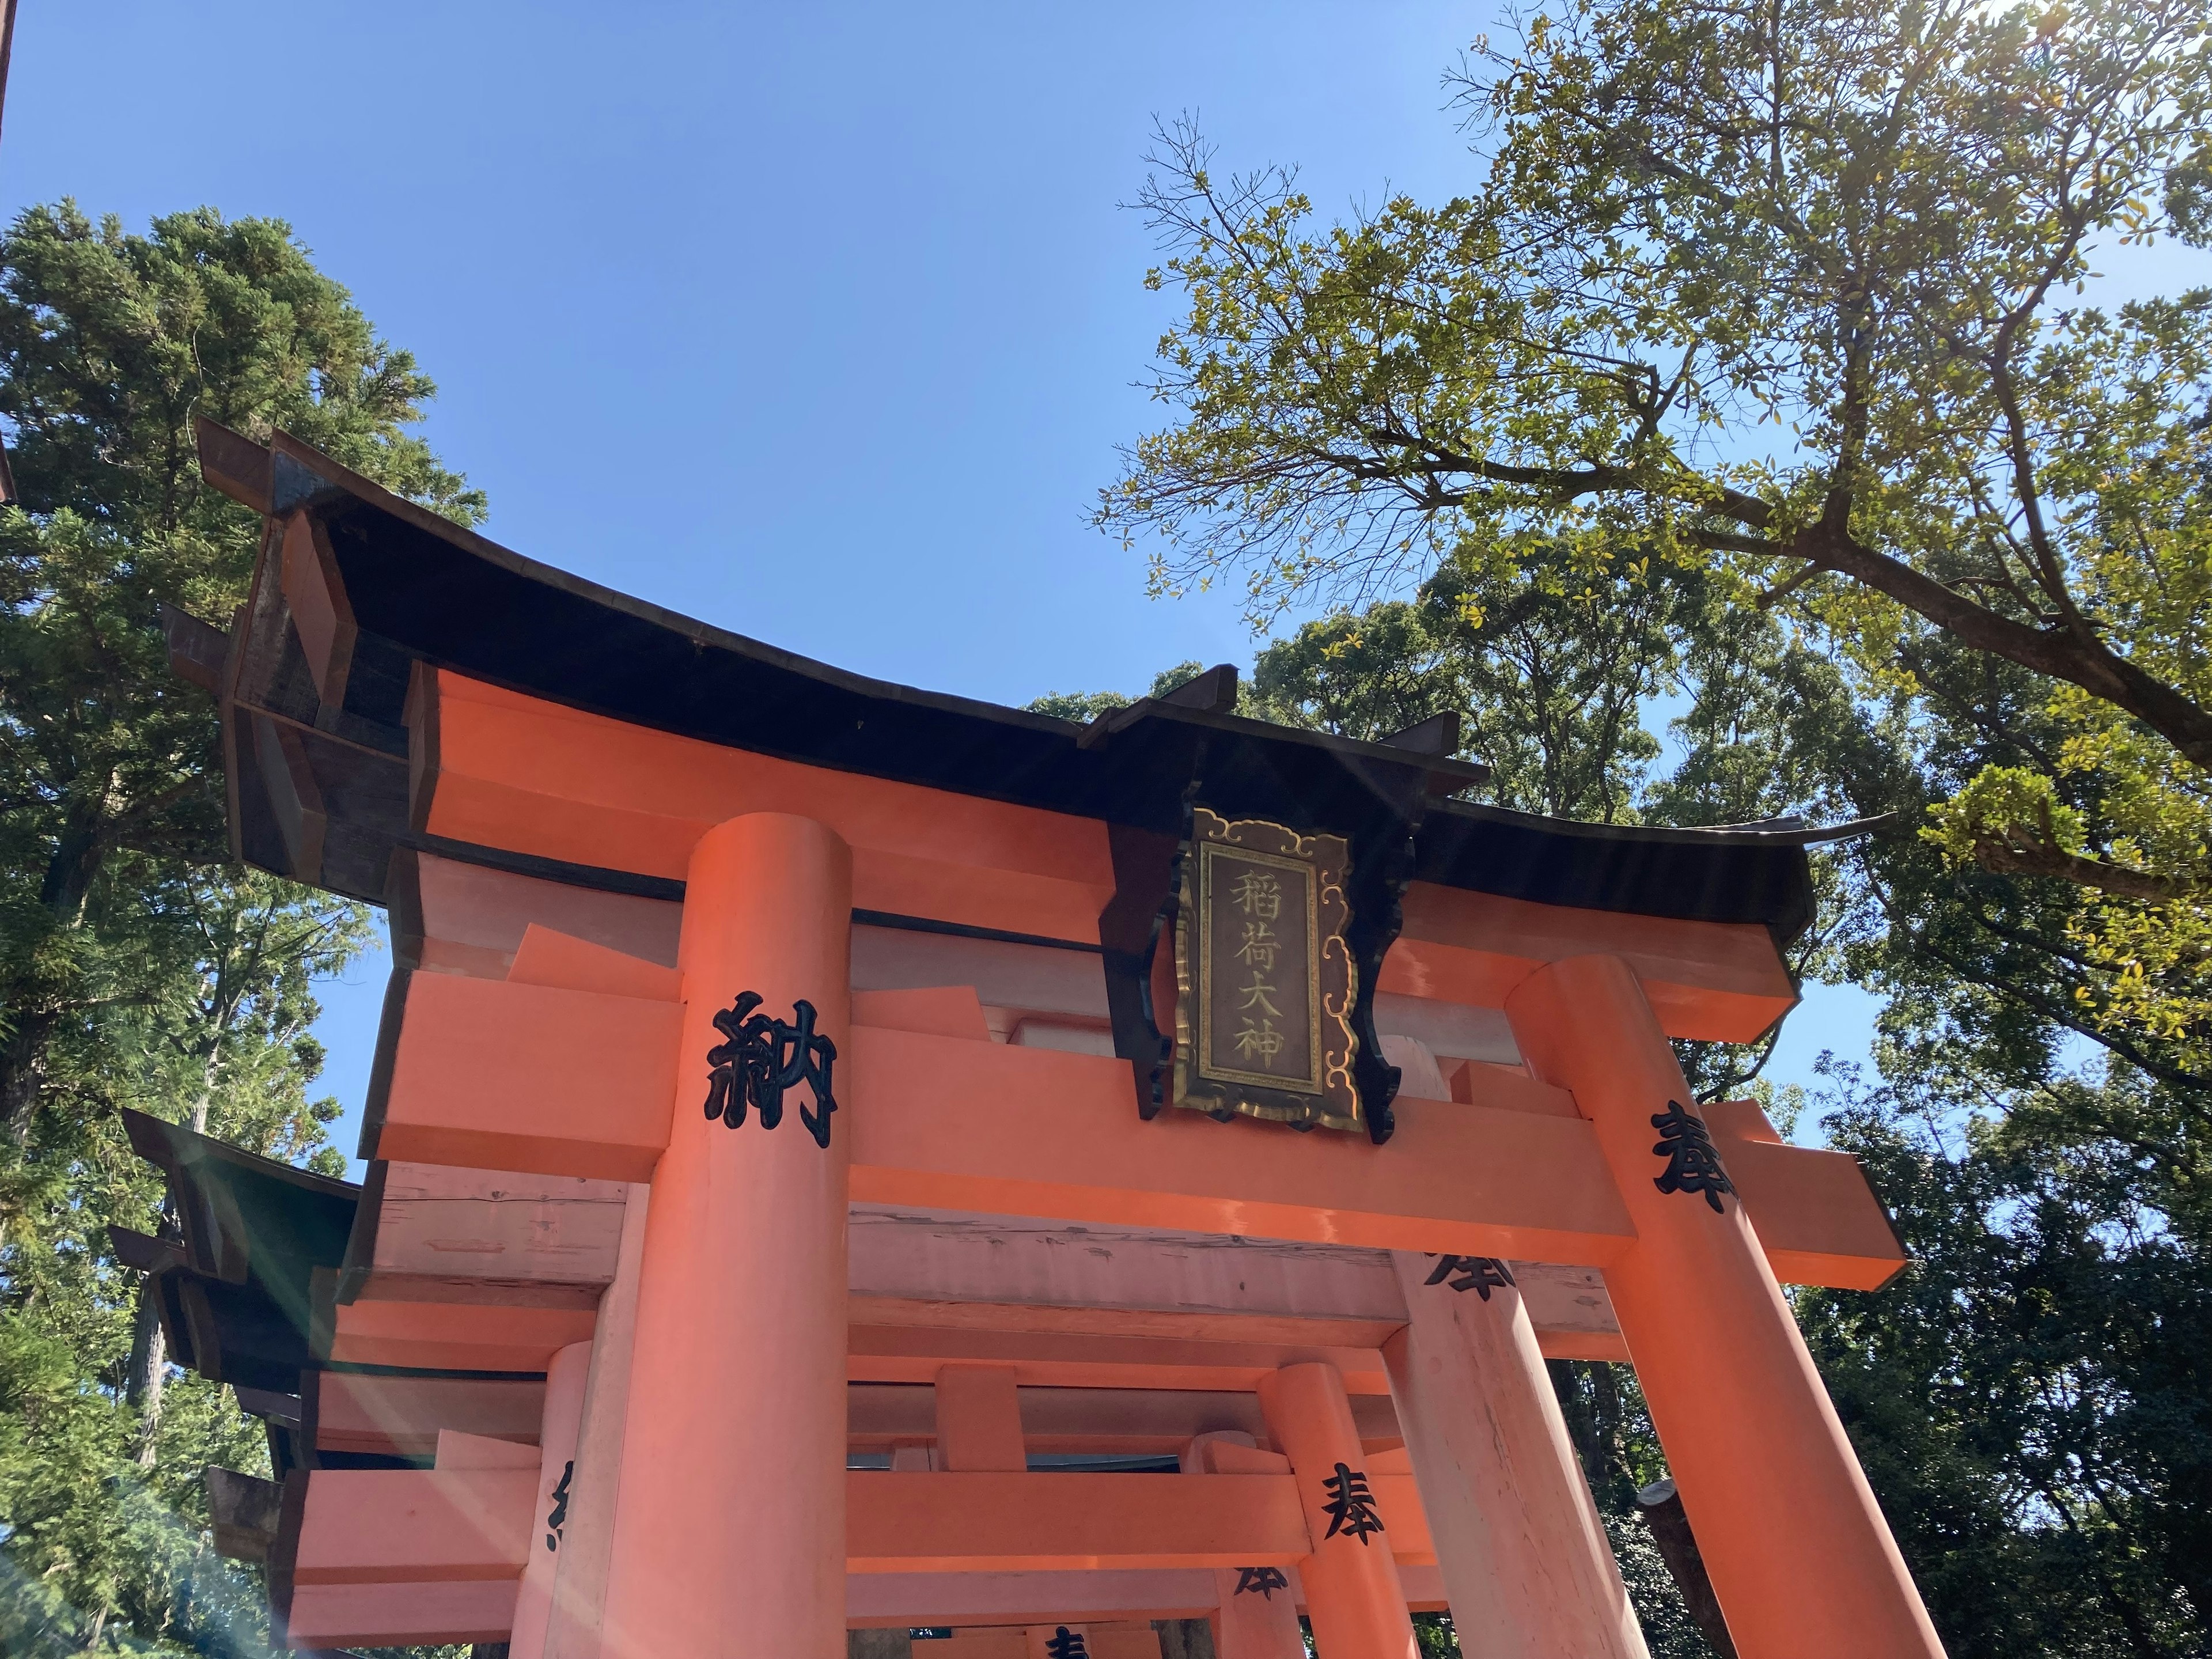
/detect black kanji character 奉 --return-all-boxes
[1045,1627,1088,1659]
[703,992,839,1149]
[1650,1099,1735,1212]
[1320,1462,1385,1544]
[1235,1566,1290,1599]
[545,1460,573,1551]
[1423,1254,1517,1300]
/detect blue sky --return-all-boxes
[23,0,2190,1165]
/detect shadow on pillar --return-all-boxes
[1635,1480,1737,1659]
[850,1633,915,1659]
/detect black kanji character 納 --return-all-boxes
[1320,1462,1385,1544]
[1423,1254,1517,1300]
[1234,1566,1290,1599]
[1650,1099,1735,1212]
[703,992,839,1149]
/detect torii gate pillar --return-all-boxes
[600,814,854,1659]
[1383,1252,1648,1658]
[1259,1363,1417,1659]
[1506,954,1943,1659]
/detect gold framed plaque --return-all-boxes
[1171,807,1363,1132]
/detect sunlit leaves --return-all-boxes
[1098,0,2212,1111]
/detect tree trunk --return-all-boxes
[0,1004,54,1141]
[1635,1478,1737,1659]
[1154,1618,1217,1659]
[127,1281,168,1471]
[128,1058,220,1467]
[0,819,108,1138]
[1547,1358,1609,1494]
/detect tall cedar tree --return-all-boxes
[0,203,477,1654]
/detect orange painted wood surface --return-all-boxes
[288,1563,1455,1647]
[368,997,1905,1285]
[849,1294,1406,1354]
[434,1430,540,1469]
[407,850,680,978]
[283,1579,518,1649]
[310,1374,544,1459]
[507,924,679,1001]
[849,1027,1638,1265]
[1385,1252,1649,1658]
[286,1465,1437,1627]
[1258,1363,1419,1659]
[1507,955,1945,1659]
[293,1468,536,1584]
[375,972,680,1179]
[322,1296,596,1373]
[416,671,1115,941]
[412,671,1794,1037]
[847,1473,1305,1572]
[845,1570,1222,1628]
[599,815,855,1659]
[1385,887,1796,1044]
[934,1364,1028,1471]
[844,1212,1627,1361]
[1723,1139,1907,1290]
[362,1161,630,1289]
[847,1381,1405,1459]
[844,1469,1431,1572]
[851,984,994,1041]
[843,1565,1451,1628]
[847,1322,1395,1396]
[510,1340,592,1659]
[541,1187,649,1659]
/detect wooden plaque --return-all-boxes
[1171,808,1363,1133]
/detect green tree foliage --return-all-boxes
[1047,592,2208,1649]
[1094,19,2212,1643]
[1028,662,1210,724]
[0,202,476,1653]
[1803,1060,2212,1657]
[1099,0,2212,1100]
[0,202,482,1133]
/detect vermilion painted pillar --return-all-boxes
[1256,1362,1417,1659]
[1383,1253,1649,1659]
[1504,955,1944,1659]
[599,814,853,1659]
[934,1363,1027,1471]
[543,1186,649,1659]
[1180,1433,1305,1659]
[509,1340,592,1659]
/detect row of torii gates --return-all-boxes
[125,425,1949,1659]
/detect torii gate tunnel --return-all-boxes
[127,423,1948,1659]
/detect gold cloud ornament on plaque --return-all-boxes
[1171,806,1363,1133]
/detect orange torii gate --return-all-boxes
[142,422,1945,1659]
